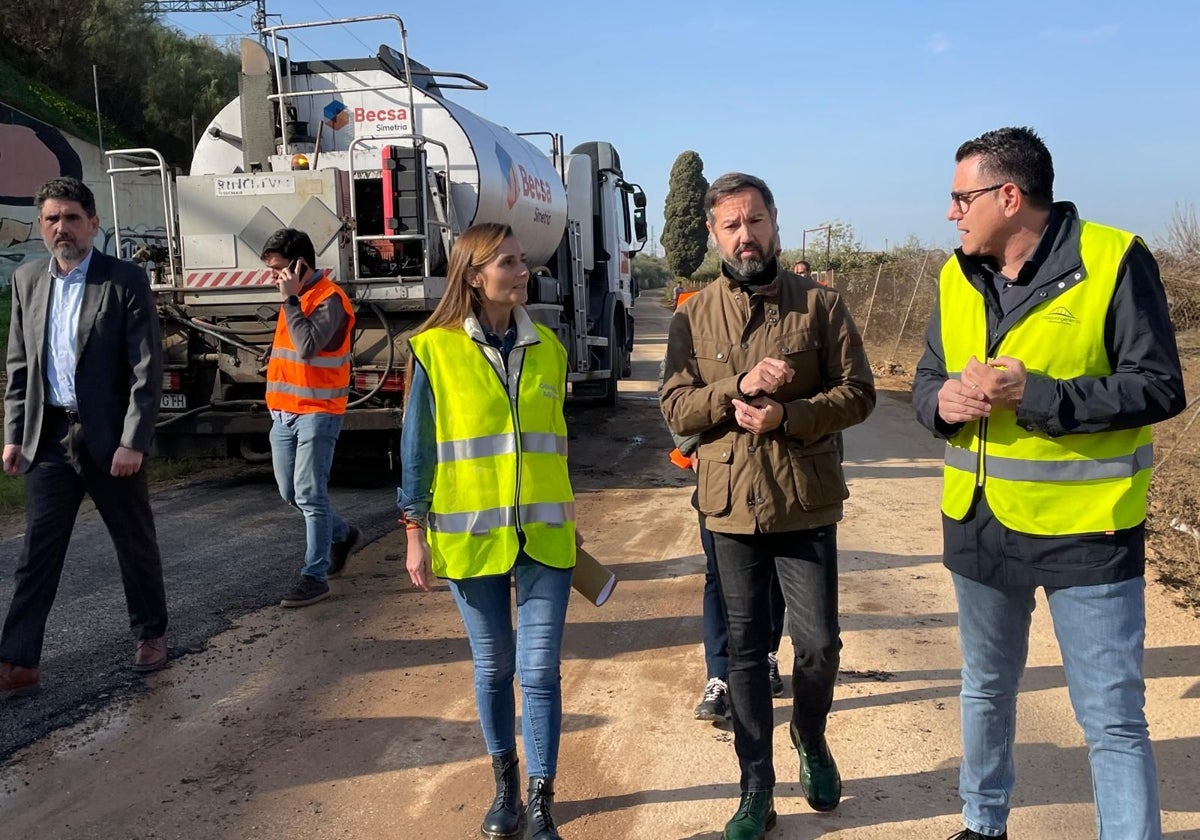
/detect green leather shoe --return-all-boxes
[721,790,777,840]
[790,721,842,812]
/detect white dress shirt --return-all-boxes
[44,249,93,409]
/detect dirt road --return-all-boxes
[2,298,1198,839]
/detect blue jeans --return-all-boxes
[953,573,1161,839]
[270,412,350,582]
[700,512,785,681]
[450,555,572,779]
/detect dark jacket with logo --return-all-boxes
[912,202,1186,586]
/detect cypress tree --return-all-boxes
[661,151,709,280]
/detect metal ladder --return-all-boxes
[568,220,607,374]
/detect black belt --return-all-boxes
[43,404,81,424]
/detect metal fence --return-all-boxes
[821,252,945,373]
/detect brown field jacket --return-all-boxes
[661,268,876,534]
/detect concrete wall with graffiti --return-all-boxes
[1,102,168,288]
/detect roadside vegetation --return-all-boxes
[0,0,238,167]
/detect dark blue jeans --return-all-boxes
[712,526,841,792]
[700,512,785,681]
[449,555,572,779]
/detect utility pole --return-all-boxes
[141,1,268,34]
[92,64,104,154]
[802,225,832,269]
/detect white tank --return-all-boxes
[191,64,568,268]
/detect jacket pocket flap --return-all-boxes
[697,440,734,463]
[777,329,821,354]
[693,338,734,363]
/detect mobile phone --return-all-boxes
[288,257,305,276]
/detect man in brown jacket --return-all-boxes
[661,172,875,840]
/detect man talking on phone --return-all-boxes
[261,228,359,607]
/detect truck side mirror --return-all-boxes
[633,206,648,245]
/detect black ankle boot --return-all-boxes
[482,750,522,838]
[524,777,561,840]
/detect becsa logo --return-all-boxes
[493,143,552,209]
[353,105,409,123]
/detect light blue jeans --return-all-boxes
[449,555,572,779]
[952,573,1161,839]
[270,412,350,582]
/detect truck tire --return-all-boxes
[599,322,624,407]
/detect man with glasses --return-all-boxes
[913,126,1185,839]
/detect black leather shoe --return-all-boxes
[790,721,841,812]
[482,750,521,838]
[721,790,777,840]
[947,830,1008,839]
[524,777,561,840]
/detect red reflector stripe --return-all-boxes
[353,372,405,392]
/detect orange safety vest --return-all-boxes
[265,273,355,415]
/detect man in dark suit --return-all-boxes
[0,177,168,699]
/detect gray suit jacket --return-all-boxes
[4,249,163,472]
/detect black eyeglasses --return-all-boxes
[950,183,1005,213]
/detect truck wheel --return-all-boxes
[599,328,624,407]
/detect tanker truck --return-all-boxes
[105,14,647,467]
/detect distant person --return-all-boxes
[1,176,169,699]
[261,228,359,608]
[673,280,685,308]
[792,260,827,288]
[661,172,875,839]
[401,222,576,840]
[913,126,1186,840]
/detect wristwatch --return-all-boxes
[285,294,300,307]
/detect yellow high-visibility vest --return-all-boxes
[940,220,1152,535]
[408,323,576,578]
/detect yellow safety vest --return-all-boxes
[408,323,576,579]
[940,220,1152,535]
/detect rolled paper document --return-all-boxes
[571,546,617,606]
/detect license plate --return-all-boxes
[161,393,187,410]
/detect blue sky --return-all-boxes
[166,0,1200,255]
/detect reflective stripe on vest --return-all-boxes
[944,441,1153,481]
[939,220,1152,535]
[409,322,575,579]
[436,431,568,463]
[428,502,576,535]
[271,346,353,368]
[265,274,355,415]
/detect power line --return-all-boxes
[310,0,373,53]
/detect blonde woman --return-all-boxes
[399,223,575,840]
